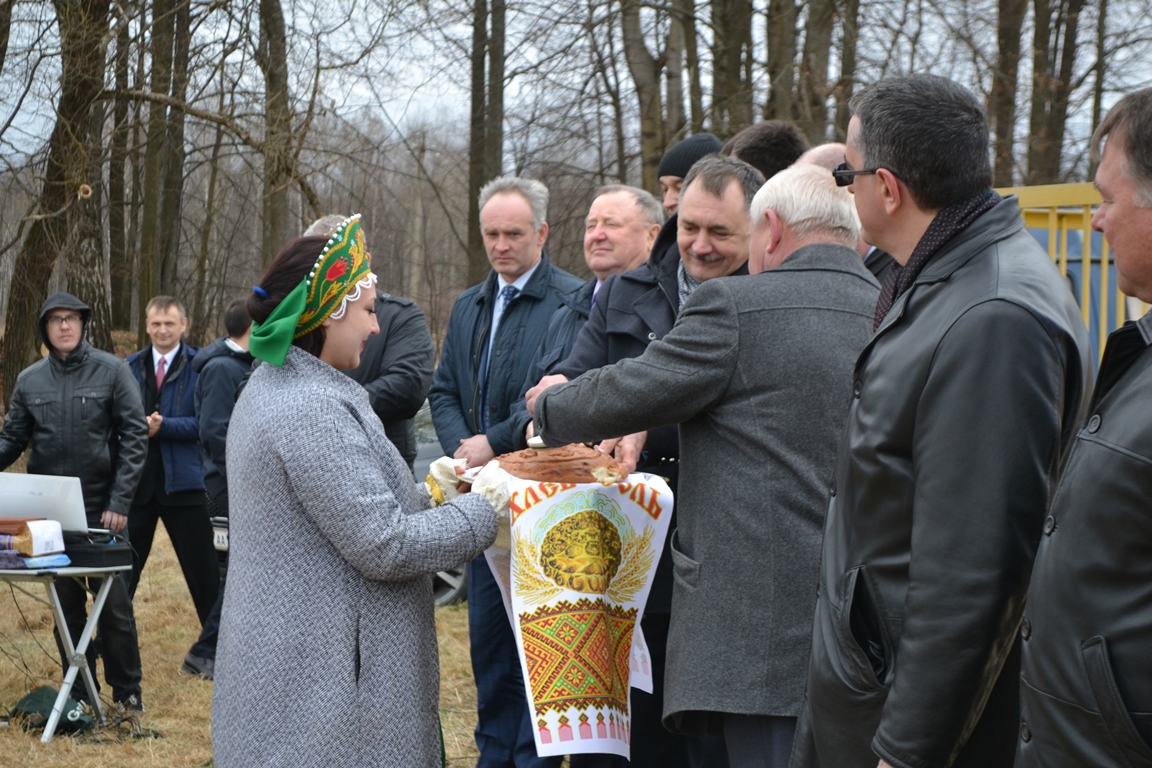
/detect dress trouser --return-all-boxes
[190,491,227,659]
[126,497,220,625]
[570,612,729,768]
[722,714,796,768]
[469,555,562,768]
[53,573,143,703]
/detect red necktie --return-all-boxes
[156,356,166,390]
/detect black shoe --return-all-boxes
[115,693,144,712]
[181,653,215,680]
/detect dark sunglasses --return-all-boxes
[832,161,882,187]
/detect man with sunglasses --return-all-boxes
[792,75,1092,768]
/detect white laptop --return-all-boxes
[0,473,89,532]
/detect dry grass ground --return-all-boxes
[0,527,482,767]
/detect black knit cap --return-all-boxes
[657,133,724,179]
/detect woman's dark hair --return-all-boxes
[247,235,329,358]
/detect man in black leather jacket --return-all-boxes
[1015,87,1152,768]
[792,76,1092,768]
[0,291,149,710]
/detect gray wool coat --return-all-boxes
[535,243,879,736]
[212,347,498,768]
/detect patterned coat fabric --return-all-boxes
[212,346,498,768]
[535,243,880,735]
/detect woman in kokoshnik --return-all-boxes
[211,215,497,768]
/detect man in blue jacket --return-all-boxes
[125,296,220,627]
[429,176,581,768]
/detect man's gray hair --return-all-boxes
[682,155,766,209]
[594,184,665,227]
[303,214,348,237]
[1092,86,1152,207]
[479,176,549,231]
[749,164,859,247]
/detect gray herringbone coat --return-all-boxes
[213,347,497,767]
[536,243,878,736]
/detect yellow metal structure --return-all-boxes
[996,182,1148,354]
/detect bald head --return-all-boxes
[795,143,847,172]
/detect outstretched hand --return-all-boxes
[524,374,569,417]
[595,431,647,474]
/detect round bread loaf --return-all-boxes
[497,443,626,485]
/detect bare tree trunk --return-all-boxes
[69,100,113,352]
[766,0,797,120]
[992,0,1026,186]
[107,8,131,328]
[796,0,835,143]
[2,0,109,401]
[834,0,860,139]
[467,0,489,287]
[675,0,704,133]
[138,0,175,335]
[0,0,12,77]
[158,0,190,293]
[1027,0,1085,183]
[485,0,505,184]
[193,82,228,340]
[665,15,686,141]
[259,0,293,266]
[620,0,665,189]
[710,0,754,134]
[1089,0,1107,177]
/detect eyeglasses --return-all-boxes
[47,314,82,328]
[832,161,882,187]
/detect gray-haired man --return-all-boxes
[429,176,581,768]
[532,163,879,768]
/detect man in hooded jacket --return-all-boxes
[0,292,149,710]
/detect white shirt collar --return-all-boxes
[152,344,180,371]
[497,259,540,295]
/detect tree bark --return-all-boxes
[710,0,754,135]
[765,0,797,120]
[796,0,836,143]
[665,14,686,142]
[620,0,665,189]
[158,0,191,293]
[992,0,1026,186]
[2,0,110,402]
[0,0,12,77]
[485,0,505,184]
[1089,0,1107,177]
[259,0,293,267]
[69,99,113,352]
[137,0,175,335]
[107,8,132,328]
[834,0,860,140]
[467,0,489,287]
[1027,0,1086,184]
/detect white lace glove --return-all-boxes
[426,456,468,505]
[471,460,511,549]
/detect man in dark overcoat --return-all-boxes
[1015,87,1152,768]
[793,74,1092,768]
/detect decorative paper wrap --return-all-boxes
[484,471,673,759]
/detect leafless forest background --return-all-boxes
[1,0,1151,403]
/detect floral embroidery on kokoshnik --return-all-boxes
[294,213,375,339]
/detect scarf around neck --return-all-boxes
[873,189,1001,332]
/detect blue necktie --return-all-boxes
[479,285,519,431]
